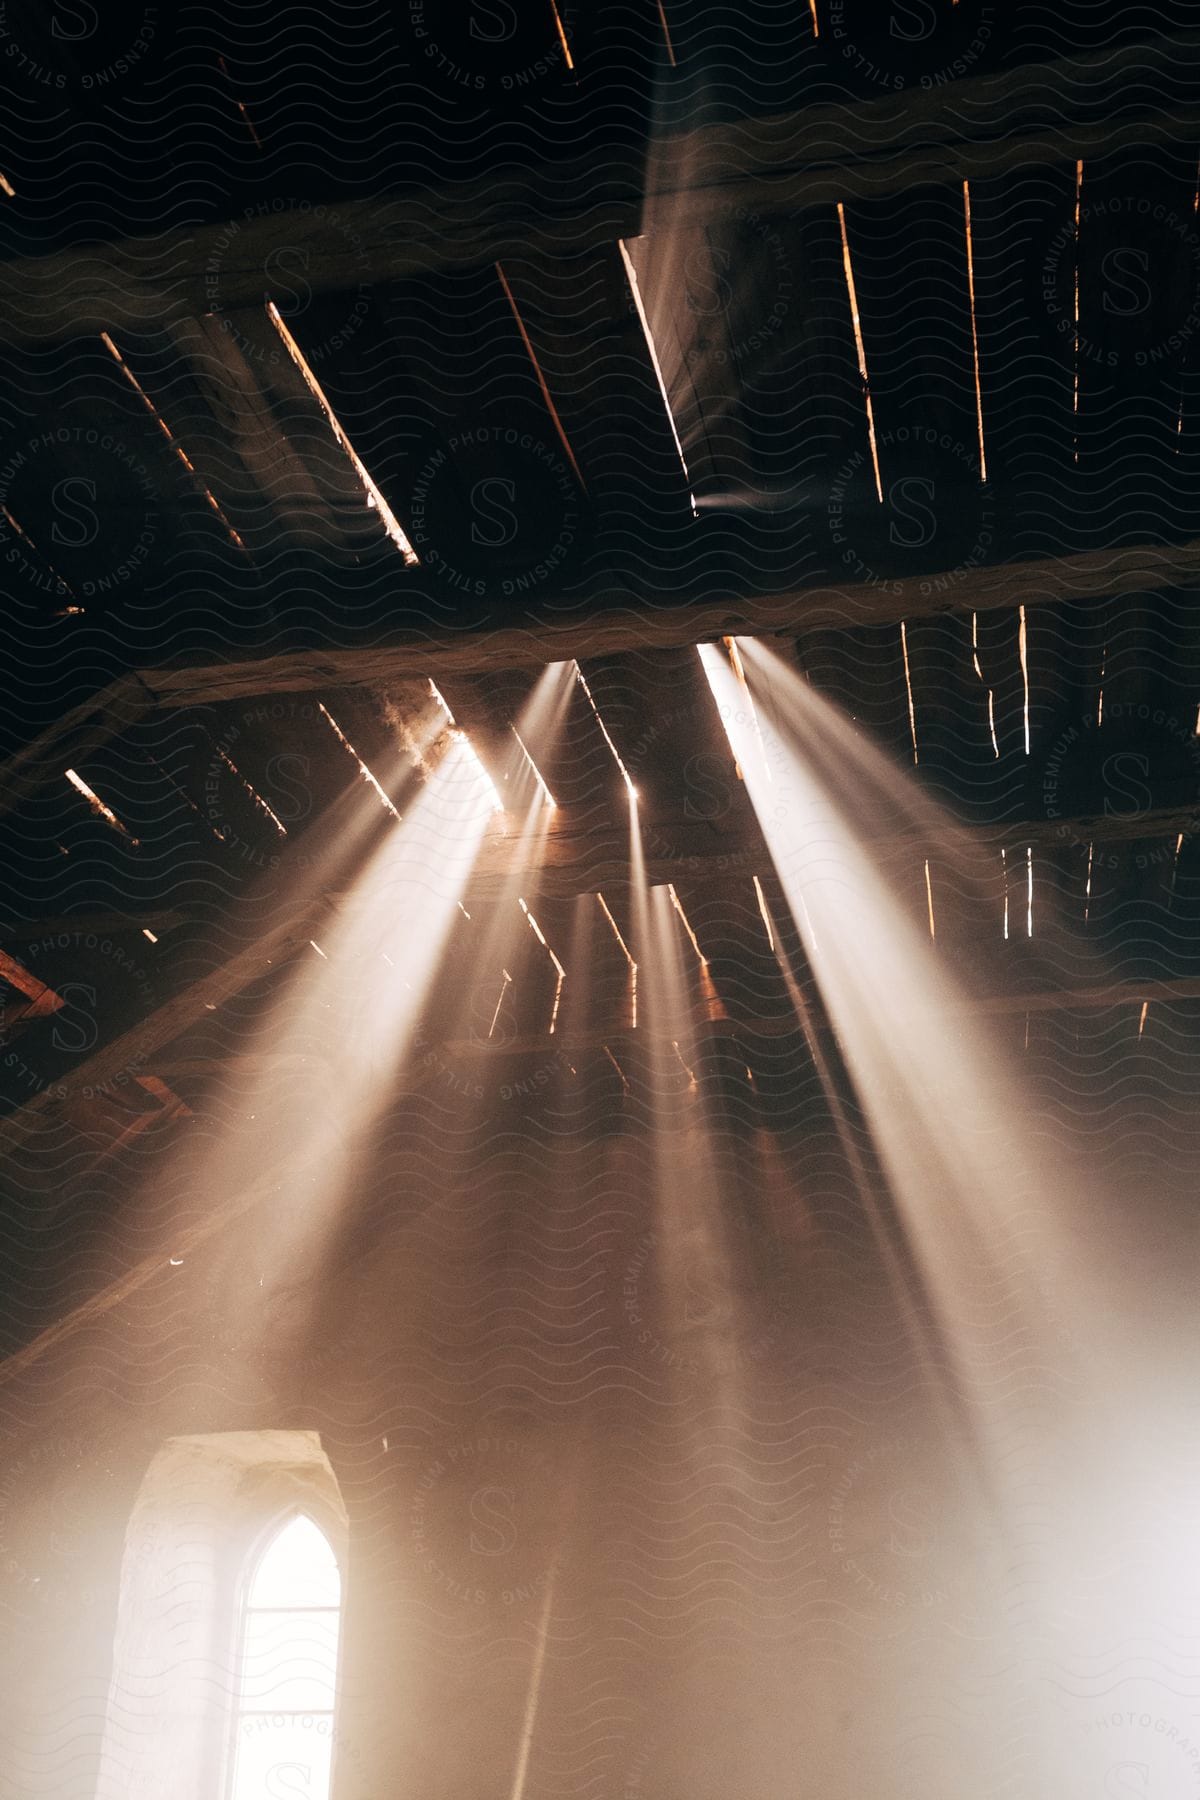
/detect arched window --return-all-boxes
[227,1514,343,1800]
[96,1433,348,1800]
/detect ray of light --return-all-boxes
[700,637,1106,1476]
[573,662,639,800]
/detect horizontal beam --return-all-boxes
[144,966,1200,1083]
[0,909,186,942]
[0,797,1191,1130]
[0,171,640,347]
[432,973,1200,1054]
[0,37,1196,347]
[3,542,1197,827]
[656,32,1200,187]
[467,799,1200,902]
[140,539,1200,705]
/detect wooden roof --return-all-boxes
[0,5,1199,1344]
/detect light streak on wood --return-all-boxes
[962,181,988,483]
[318,702,403,821]
[519,897,566,1032]
[1138,999,1149,1038]
[217,53,264,151]
[603,1044,631,1093]
[450,730,505,813]
[0,172,14,198]
[3,503,73,598]
[1073,159,1083,463]
[900,621,919,764]
[429,680,457,724]
[548,0,574,69]
[266,302,418,562]
[574,662,638,799]
[1026,845,1034,939]
[667,883,708,966]
[214,744,288,837]
[836,202,883,503]
[924,859,936,940]
[511,724,557,809]
[99,330,245,548]
[654,0,678,65]
[64,768,139,842]
[495,262,586,490]
[617,240,697,512]
[671,1038,698,1089]
[1018,603,1031,755]
[971,612,999,757]
[309,940,328,958]
[489,970,513,1040]
[597,891,637,1028]
[752,875,774,951]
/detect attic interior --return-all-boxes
[1,3,1199,1796]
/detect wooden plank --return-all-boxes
[0,173,641,347]
[0,675,153,814]
[2,538,1198,824]
[164,315,346,555]
[0,791,1190,1152]
[0,910,185,942]
[140,539,1200,703]
[423,973,1200,1050]
[0,899,326,1154]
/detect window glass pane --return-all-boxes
[230,1714,335,1800]
[238,1608,340,1711]
[231,1515,342,1800]
[247,1515,341,1610]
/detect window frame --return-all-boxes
[222,1501,347,1800]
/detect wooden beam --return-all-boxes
[653,32,1200,187]
[0,674,153,817]
[0,910,186,942]
[0,794,1190,1146]
[0,1136,310,1389]
[0,898,327,1157]
[427,974,1200,1054]
[0,948,63,1019]
[139,538,1200,706]
[3,539,1198,825]
[652,108,1200,232]
[0,36,1195,346]
[163,315,347,555]
[465,800,1200,902]
[0,170,641,347]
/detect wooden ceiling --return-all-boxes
[0,1,1198,1235]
